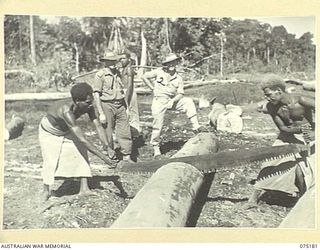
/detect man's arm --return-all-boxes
[299,96,315,109]
[88,107,116,159]
[93,92,106,123]
[272,114,302,134]
[93,72,107,123]
[141,70,157,91]
[170,93,184,106]
[170,76,184,106]
[299,96,315,128]
[61,107,113,165]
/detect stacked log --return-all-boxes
[5,116,25,140]
[302,81,316,92]
[111,133,218,227]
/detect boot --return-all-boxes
[122,154,135,164]
[153,145,161,158]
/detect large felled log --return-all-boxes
[111,133,218,227]
[302,81,316,91]
[5,69,35,77]
[278,186,315,228]
[5,92,70,101]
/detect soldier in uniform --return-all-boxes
[141,53,206,158]
[93,51,134,163]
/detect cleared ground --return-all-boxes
[3,82,313,229]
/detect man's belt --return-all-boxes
[102,98,125,105]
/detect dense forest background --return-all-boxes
[4,15,316,92]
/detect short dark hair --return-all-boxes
[261,74,286,92]
[70,82,93,102]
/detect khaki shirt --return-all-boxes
[93,68,125,101]
[152,68,184,98]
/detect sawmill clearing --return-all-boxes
[3,80,315,229]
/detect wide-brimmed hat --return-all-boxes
[162,53,181,65]
[100,51,120,61]
[119,50,136,61]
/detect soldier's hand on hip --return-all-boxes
[167,99,175,110]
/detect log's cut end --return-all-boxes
[111,162,204,228]
[173,133,219,158]
[278,185,315,228]
[302,81,316,92]
[5,116,25,140]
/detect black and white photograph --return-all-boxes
[3,13,316,232]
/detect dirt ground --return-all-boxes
[3,82,314,229]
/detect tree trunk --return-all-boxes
[18,16,23,59]
[137,30,147,78]
[220,36,224,77]
[231,58,235,74]
[29,15,36,65]
[165,18,172,52]
[266,46,270,64]
[111,133,219,227]
[274,49,278,64]
[114,27,119,53]
[74,43,79,73]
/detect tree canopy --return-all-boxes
[4,15,315,89]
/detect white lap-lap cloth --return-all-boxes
[254,133,315,194]
[125,89,141,133]
[39,117,92,186]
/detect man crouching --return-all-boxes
[243,74,315,210]
[39,82,115,202]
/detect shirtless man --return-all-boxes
[39,82,115,201]
[120,52,141,135]
[243,74,315,209]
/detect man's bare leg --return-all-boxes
[42,184,51,202]
[295,165,306,197]
[79,177,90,194]
[242,189,265,210]
[78,177,98,196]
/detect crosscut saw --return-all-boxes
[118,144,309,174]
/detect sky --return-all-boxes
[236,16,315,39]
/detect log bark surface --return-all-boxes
[111,162,204,227]
[111,133,218,228]
[278,185,315,228]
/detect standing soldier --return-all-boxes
[141,53,206,158]
[93,51,134,163]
